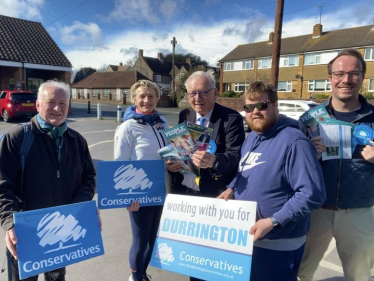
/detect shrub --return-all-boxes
[361,92,374,100]
[314,93,330,99]
[221,91,242,98]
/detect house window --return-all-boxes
[308,80,331,92]
[224,62,233,71]
[234,83,249,92]
[9,78,15,90]
[92,89,99,96]
[369,79,374,91]
[103,89,111,96]
[155,75,162,82]
[28,78,43,92]
[258,58,271,69]
[365,47,374,60]
[282,55,299,67]
[278,81,292,92]
[242,60,253,70]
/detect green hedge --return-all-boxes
[221,91,243,98]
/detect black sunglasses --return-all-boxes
[243,100,273,113]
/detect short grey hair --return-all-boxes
[38,80,71,100]
[185,70,216,92]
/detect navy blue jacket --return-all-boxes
[229,116,326,240]
[309,96,374,208]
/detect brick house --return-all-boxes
[131,50,175,96]
[220,24,374,99]
[106,63,129,72]
[71,71,148,104]
[0,15,72,92]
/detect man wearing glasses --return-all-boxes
[298,49,374,281]
[219,81,325,281]
[167,69,245,198]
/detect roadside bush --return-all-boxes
[314,93,330,99]
[361,92,374,100]
[221,91,242,98]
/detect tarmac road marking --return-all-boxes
[320,260,344,273]
[81,129,116,134]
[89,140,113,149]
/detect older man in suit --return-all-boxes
[167,70,245,197]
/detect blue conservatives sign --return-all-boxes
[97,160,165,209]
[14,201,104,280]
[150,194,256,281]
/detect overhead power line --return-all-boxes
[45,0,92,26]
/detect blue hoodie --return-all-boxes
[123,105,163,125]
[229,115,326,240]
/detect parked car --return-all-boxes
[278,100,318,120]
[239,100,318,132]
[0,90,37,122]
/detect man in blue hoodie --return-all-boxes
[219,81,326,281]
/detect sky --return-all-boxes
[0,0,373,70]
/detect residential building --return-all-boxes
[106,63,129,72]
[71,71,148,104]
[130,50,173,95]
[0,15,72,92]
[220,24,374,99]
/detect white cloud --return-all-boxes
[0,0,45,20]
[159,0,183,19]
[59,21,104,46]
[109,0,159,23]
[62,1,374,70]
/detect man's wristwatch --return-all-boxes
[270,216,280,228]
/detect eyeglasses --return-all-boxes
[243,100,273,113]
[187,88,215,98]
[331,71,362,80]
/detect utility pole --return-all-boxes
[317,5,323,24]
[270,0,284,89]
[171,37,177,107]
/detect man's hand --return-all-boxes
[217,189,233,201]
[5,228,18,260]
[361,140,374,163]
[310,136,326,159]
[97,207,102,231]
[191,151,216,169]
[127,201,140,212]
[249,218,274,241]
[165,160,182,172]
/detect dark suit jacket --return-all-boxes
[172,103,245,197]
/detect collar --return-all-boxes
[196,104,215,125]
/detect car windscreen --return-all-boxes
[10,93,37,101]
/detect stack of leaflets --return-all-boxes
[158,122,214,175]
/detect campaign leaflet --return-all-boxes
[300,104,330,138]
[163,123,198,159]
[319,119,357,161]
[187,122,214,152]
[14,201,104,279]
[157,144,199,176]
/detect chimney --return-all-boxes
[138,49,143,57]
[312,24,323,38]
[158,53,163,59]
[269,32,274,43]
[186,58,191,64]
[119,62,123,66]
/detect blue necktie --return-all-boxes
[199,117,205,127]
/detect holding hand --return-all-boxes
[165,160,182,172]
[310,136,326,159]
[191,151,216,169]
[217,189,234,201]
[127,201,140,212]
[249,218,274,241]
[5,228,18,260]
[361,140,374,163]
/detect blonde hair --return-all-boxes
[130,80,161,100]
[243,81,278,102]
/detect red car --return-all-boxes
[0,90,37,122]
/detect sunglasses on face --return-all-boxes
[243,100,273,113]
